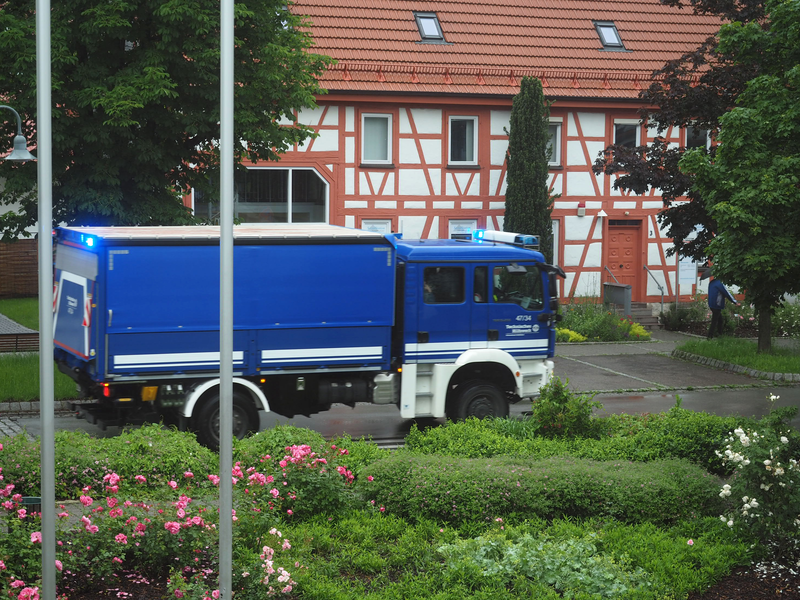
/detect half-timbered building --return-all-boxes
[192,0,722,305]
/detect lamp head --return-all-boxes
[6,134,36,162]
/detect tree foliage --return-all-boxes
[503,76,557,263]
[0,0,331,239]
[679,0,800,352]
[592,0,766,262]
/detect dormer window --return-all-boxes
[593,21,626,51]
[414,12,445,42]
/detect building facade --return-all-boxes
[190,0,721,304]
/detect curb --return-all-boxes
[671,349,800,383]
[0,401,86,414]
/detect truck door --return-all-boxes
[416,265,473,362]
[53,243,98,360]
[488,263,550,359]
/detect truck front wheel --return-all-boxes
[193,391,259,450]
[450,381,509,421]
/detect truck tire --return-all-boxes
[193,391,259,450]
[451,380,509,421]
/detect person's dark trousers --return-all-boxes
[708,308,724,339]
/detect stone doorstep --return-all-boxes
[671,349,800,382]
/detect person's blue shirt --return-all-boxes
[707,278,736,309]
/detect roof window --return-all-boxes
[593,21,626,51]
[414,12,445,42]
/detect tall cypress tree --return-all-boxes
[504,76,556,263]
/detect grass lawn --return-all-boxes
[0,297,39,330]
[676,336,800,374]
[0,297,77,401]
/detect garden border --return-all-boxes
[671,349,800,383]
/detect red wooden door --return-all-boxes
[608,223,642,300]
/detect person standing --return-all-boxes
[707,275,739,339]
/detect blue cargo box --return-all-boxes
[54,224,396,381]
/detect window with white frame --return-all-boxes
[548,121,562,166]
[361,114,392,164]
[360,219,393,235]
[193,168,328,224]
[449,116,478,165]
[449,219,478,239]
[614,119,640,149]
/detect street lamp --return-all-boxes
[0,105,37,162]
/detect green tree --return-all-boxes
[504,76,557,263]
[679,0,800,352]
[0,0,331,239]
[592,0,766,263]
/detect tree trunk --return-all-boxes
[757,307,771,353]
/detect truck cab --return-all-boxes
[394,230,564,421]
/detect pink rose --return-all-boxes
[30,532,42,543]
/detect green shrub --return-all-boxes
[329,433,392,478]
[715,402,800,556]
[560,300,651,341]
[363,454,723,526]
[233,424,327,466]
[405,419,532,458]
[439,529,653,598]
[530,377,601,438]
[404,408,755,475]
[555,328,587,343]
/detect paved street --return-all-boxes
[2,329,799,441]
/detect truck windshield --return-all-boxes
[492,264,544,311]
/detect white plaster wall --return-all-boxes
[399,138,421,164]
[345,168,355,195]
[569,112,605,137]
[647,243,662,265]
[297,106,324,126]
[564,215,594,240]
[566,171,600,196]
[563,244,584,266]
[345,107,355,132]
[427,169,442,195]
[490,139,508,166]
[584,243,602,267]
[419,139,442,164]
[322,106,339,126]
[399,169,429,195]
[574,272,602,297]
[310,129,338,152]
[345,137,354,164]
[399,215,427,239]
[409,108,442,134]
[491,110,511,135]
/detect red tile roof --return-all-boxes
[291,0,724,98]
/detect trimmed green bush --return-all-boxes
[232,423,327,466]
[407,408,755,475]
[363,454,723,526]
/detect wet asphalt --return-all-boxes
[2,329,799,441]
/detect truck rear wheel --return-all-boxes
[451,380,509,421]
[193,391,259,450]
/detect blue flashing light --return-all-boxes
[473,230,485,240]
[79,234,96,248]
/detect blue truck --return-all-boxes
[53,224,564,448]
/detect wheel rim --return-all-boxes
[209,406,249,443]
[466,394,496,419]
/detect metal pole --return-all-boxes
[36,0,56,598]
[219,0,234,598]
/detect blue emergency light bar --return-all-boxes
[56,228,98,249]
[472,230,539,250]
